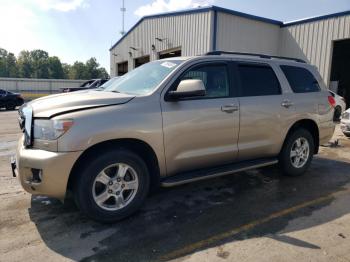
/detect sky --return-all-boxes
[0,0,349,72]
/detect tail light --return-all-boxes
[328,96,336,108]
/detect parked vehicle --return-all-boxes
[341,109,350,137]
[0,89,24,110]
[61,79,108,92]
[12,52,335,222]
[329,90,346,121]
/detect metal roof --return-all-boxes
[110,5,350,51]
[283,9,350,27]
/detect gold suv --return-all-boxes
[12,52,335,222]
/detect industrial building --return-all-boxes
[109,6,350,104]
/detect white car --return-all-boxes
[329,90,346,121]
[341,109,350,137]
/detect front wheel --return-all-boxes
[74,149,150,223]
[279,128,314,176]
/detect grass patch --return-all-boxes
[22,93,51,100]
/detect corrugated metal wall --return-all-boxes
[215,12,281,55]
[280,15,350,85]
[110,9,350,86]
[110,11,213,76]
[0,78,85,93]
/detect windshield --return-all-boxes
[99,77,119,89]
[104,60,183,95]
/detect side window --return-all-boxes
[238,64,281,97]
[281,65,320,93]
[179,64,230,98]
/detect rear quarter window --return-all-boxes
[281,65,320,93]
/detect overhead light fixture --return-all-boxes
[129,47,138,51]
[155,37,167,42]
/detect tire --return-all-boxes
[344,133,350,138]
[74,149,150,223]
[5,101,16,111]
[333,106,342,121]
[279,128,314,177]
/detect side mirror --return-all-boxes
[168,79,206,100]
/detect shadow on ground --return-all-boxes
[29,156,350,262]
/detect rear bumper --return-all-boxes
[15,136,82,201]
[319,120,336,145]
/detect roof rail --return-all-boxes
[205,51,306,63]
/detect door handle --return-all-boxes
[221,104,239,113]
[281,100,294,108]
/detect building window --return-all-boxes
[159,48,182,59]
[134,56,150,68]
[117,61,128,76]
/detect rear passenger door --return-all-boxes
[236,62,295,161]
[280,65,325,117]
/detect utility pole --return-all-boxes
[120,0,126,35]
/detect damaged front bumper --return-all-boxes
[12,136,83,201]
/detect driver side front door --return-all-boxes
[161,61,240,176]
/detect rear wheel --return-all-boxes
[279,128,314,176]
[74,149,150,223]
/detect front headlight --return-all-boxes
[33,119,74,140]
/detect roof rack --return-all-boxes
[205,51,306,63]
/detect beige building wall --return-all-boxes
[110,11,213,76]
[215,12,281,55]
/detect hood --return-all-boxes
[28,90,135,118]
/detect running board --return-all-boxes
[161,158,278,187]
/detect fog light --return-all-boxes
[31,168,42,183]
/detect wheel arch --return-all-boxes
[282,119,320,155]
[67,138,161,193]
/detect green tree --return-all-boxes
[69,61,88,79]
[85,57,100,78]
[17,50,33,78]
[30,49,49,78]
[97,67,109,79]
[62,63,71,79]
[0,48,9,77]
[6,53,18,77]
[48,56,64,79]
[0,47,110,80]
[0,49,18,77]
